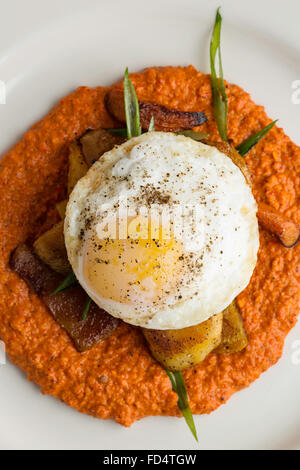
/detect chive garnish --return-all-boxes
[166,370,198,442]
[51,272,91,320]
[82,296,92,321]
[210,9,277,156]
[106,120,156,136]
[105,128,128,137]
[51,272,77,295]
[148,115,155,132]
[177,130,209,141]
[236,120,278,157]
[210,8,228,142]
[123,68,142,139]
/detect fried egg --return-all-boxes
[64,132,259,329]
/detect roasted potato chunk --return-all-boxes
[214,301,248,354]
[80,128,125,167]
[67,142,88,195]
[56,199,67,219]
[143,313,223,371]
[33,221,71,275]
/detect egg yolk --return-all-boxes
[83,216,185,307]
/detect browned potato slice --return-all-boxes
[143,313,223,371]
[214,301,248,354]
[56,200,68,219]
[33,221,71,275]
[80,129,125,167]
[67,142,88,195]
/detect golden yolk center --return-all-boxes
[83,216,185,306]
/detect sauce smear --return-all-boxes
[0,66,299,426]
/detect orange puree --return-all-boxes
[0,66,299,426]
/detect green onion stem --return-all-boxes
[148,115,155,132]
[236,121,278,157]
[123,68,142,139]
[166,370,198,442]
[82,296,92,321]
[105,128,128,137]
[210,8,228,142]
[51,272,77,295]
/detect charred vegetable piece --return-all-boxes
[33,221,71,275]
[67,142,88,195]
[257,203,300,248]
[105,87,207,132]
[214,301,248,354]
[80,128,125,167]
[139,100,207,131]
[143,313,223,371]
[10,245,119,352]
[56,200,68,219]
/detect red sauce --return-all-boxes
[0,66,299,426]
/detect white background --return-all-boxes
[0,0,299,450]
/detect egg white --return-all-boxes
[64,132,259,330]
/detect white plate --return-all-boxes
[0,0,300,450]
